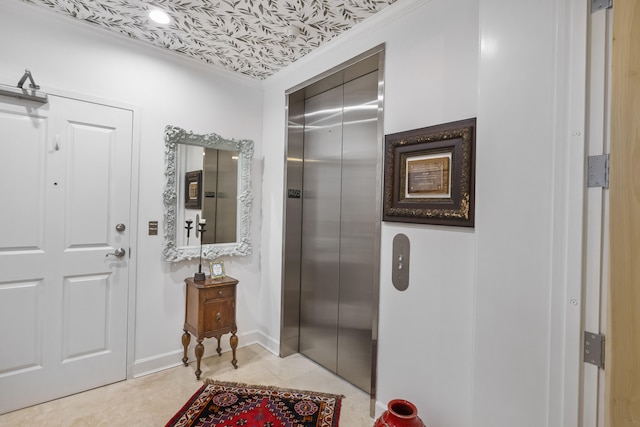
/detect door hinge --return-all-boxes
[587,154,609,189]
[591,0,612,13]
[584,331,605,369]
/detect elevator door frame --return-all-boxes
[280,44,385,417]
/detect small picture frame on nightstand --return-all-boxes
[209,260,226,279]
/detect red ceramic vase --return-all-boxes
[374,399,426,427]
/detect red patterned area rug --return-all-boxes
[166,379,343,427]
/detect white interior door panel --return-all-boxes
[0,94,133,414]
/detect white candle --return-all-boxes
[200,218,206,224]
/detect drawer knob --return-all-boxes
[216,312,222,322]
[218,290,223,296]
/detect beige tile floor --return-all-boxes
[0,344,374,426]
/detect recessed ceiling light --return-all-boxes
[149,9,171,25]
[285,26,300,41]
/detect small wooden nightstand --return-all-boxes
[181,276,238,380]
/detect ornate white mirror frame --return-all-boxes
[163,125,254,261]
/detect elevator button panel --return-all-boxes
[392,233,410,291]
[287,188,301,199]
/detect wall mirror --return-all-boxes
[163,125,253,262]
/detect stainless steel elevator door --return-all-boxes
[300,84,343,375]
[337,72,378,392]
[299,71,378,393]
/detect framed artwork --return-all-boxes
[209,260,226,279]
[184,170,202,209]
[383,118,476,227]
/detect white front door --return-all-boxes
[0,94,133,414]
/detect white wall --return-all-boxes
[473,0,581,425]
[261,0,580,426]
[0,1,264,375]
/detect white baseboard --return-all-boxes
[256,330,280,355]
[374,401,387,419]
[131,329,278,378]
[131,349,185,378]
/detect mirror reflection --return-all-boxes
[178,146,238,245]
[163,125,253,262]
[202,148,238,244]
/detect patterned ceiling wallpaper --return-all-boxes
[20,0,397,79]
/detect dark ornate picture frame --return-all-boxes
[184,170,202,209]
[383,118,476,227]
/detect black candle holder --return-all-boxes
[194,221,206,282]
[184,220,193,246]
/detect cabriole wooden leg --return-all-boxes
[230,330,238,369]
[194,339,204,380]
[181,330,191,366]
[216,336,222,356]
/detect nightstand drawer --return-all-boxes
[201,285,235,300]
[203,298,235,333]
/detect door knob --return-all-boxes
[115,223,126,232]
[106,248,126,258]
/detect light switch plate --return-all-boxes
[149,221,158,236]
